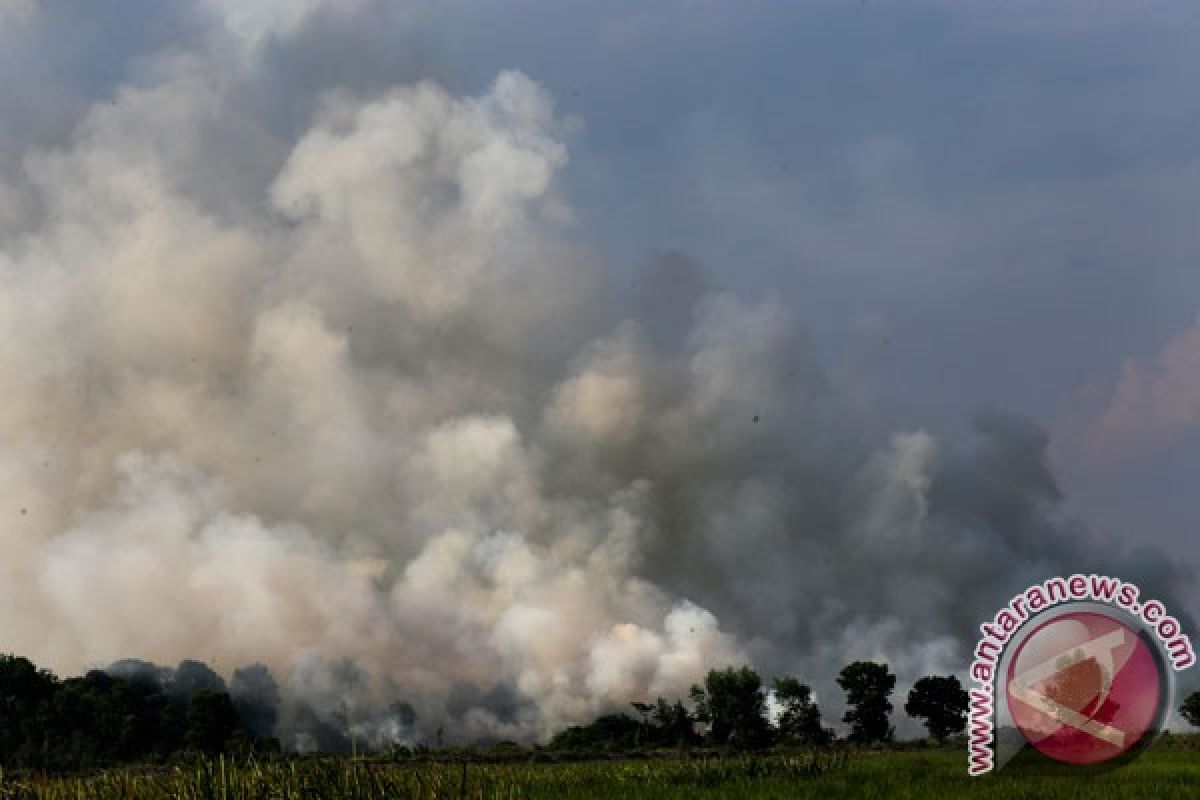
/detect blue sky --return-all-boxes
[380,0,1200,555]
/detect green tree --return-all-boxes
[230,664,281,739]
[652,697,696,747]
[689,666,771,749]
[548,714,641,751]
[905,675,968,743]
[0,653,276,769]
[185,690,243,755]
[1181,691,1200,728]
[837,661,895,745]
[772,677,831,745]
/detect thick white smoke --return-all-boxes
[0,0,1189,745]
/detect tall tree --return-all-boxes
[905,675,968,743]
[772,677,831,745]
[837,661,895,745]
[185,690,244,755]
[171,660,227,700]
[652,697,696,747]
[230,664,280,738]
[690,666,771,749]
[0,653,275,769]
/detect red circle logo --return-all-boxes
[1005,611,1163,765]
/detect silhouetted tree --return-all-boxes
[548,714,642,751]
[172,660,227,700]
[106,659,171,688]
[230,664,280,738]
[905,675,968,743]
[0,655,58,765]
[652,697,696,747]
[0,652,299,769]
[837,661,895,745]
[690,666,771,749]
[773,677,831,745]
[185,690,243,755]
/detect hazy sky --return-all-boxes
[5,1,1199,551]
[309,0,1200,556]
[428,0,1200,557]
[3,0,1200,740]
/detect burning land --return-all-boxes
[3,1,1200,796]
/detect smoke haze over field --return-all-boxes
[1,1,1198,744]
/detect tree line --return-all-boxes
[554,665,1200,753]
[0,654,279,770]
[551,662,970,751]
[8,649,1200,770]
[0,654,966,767]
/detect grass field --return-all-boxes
[1,747,1198,799]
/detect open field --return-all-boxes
[2,747,1199,799]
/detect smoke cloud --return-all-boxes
[0,0,1191,745]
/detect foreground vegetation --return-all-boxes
[0,655,929,770]
[1,746,1199,799]
[6,649,1200,798]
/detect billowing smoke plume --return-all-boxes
[0,0,1190,746]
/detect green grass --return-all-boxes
[1,748,1198,798]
